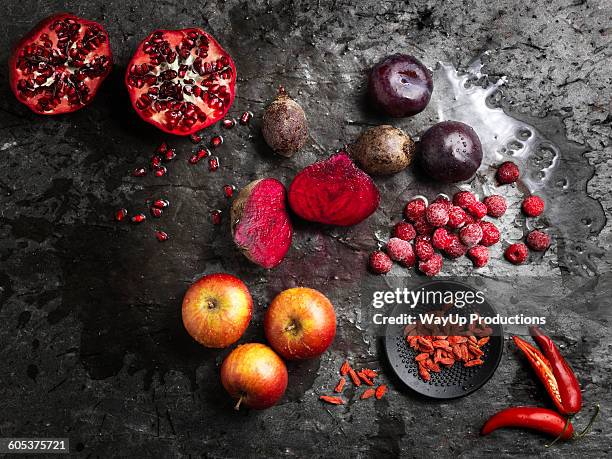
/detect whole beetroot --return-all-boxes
[351,125,415,175]
[262,87,308,157]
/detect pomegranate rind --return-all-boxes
[231,179,293,269]
[125,28,237,135]
[9,13,113,115]
[288,152,380,226]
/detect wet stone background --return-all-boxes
[0,0,610,457]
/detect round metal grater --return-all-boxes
[384,280,504,399]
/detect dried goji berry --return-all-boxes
[340,360,351,376]
[357,371,375,386]
[348,368,361,386]
[334,377,346,393]
[320,395,344,405]
[415,353,429,361]
[361,388,376,400]
[465,359,484,367]
[375,385,387,399]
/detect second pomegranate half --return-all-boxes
[125,28,236,135]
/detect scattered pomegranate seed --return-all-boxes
[208,156,220,171]
[223,184,235,198]
[210,135,224,148]
[189,148,210,164]
[155,142,168,154]
[163,148,176,161]
[155,230,169,242]
[151,156,162,168]
[115,208,128,222]
[154,166,167,177]
[222,118,236,129]
[150,207,163,218]
[152,199,169,209]
[132,167,147,177]
[131,213,146,223]
[210,210,222,225]
[190,133,202,143]
[239,111,253,125]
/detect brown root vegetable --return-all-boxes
[351,125,415,175]
[262,87,308,157]
[231,178,293,268]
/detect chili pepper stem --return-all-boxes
[575,404,600,439]
[234,395,244,411]
[545,415,572,448]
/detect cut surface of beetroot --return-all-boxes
[231,178,292,269]
[125,28,236,135]
[9,13,112,115]
[288,152,380,226]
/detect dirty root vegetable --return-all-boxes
[288,151,380,226]
[9,13,112,114]
[264,287,336,360]
[182,273,253,348]
[351,125,415,175]
[262,86,308,157]
[481,407,574,440]
[231,178,293,269]
[220,343,288,410]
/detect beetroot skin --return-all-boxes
[231,178,292,268]
[288,152,380,226]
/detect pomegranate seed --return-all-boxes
[208,156,219,171]
[154,166,167,177]
[210,135,223,148]
[223,184,235,198]
[210,209,222,225]
[115,208,128,221]
[152,199,169,209]
[155,230,169,242]
[189,148,210,164]
[190,133,202,143]
[239,111,253,125]
[222,118,235,129]
[163,148,176,161]
[151,155,162,167]
[132,167,147,177]
[131,213,146,223]
[155,142,168,154]
[150,207,163,218]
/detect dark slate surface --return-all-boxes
[0,0,610,457]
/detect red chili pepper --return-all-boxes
[481,407,574,440]
[529,326,582,415]
[512,336,565,414]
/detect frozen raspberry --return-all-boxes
[432,196,452,210]
[432,227,452,250]
[464,212,477,225]
[418,253,443,277]
[467,201,488,220]
[496,161,520,184]
[505,243,529,264]
[369,251,392,274]
[426,202,450,227]
[459,223,483,247]
[467,245,489,268]
[453,190,477,208]
[415,235,434,261]
[480,221,501,246]
[414,216,434,236]
[393,221,416,241]
[444,234,468,258]
[404,198,427,221]
[447,206,467,229]
[526,230,550,252]
[522,195,545,217]
[483,195,507,218]
[386,237,414,263]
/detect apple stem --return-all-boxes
[234,395,243,411]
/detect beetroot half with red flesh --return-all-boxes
[125,28,236,135]
[231,179,292,269]
[288,152,380,226]
[9,13,112,115]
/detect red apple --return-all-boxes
[182,273,252,348]
[264,287,336,360]
[220,343,288,410]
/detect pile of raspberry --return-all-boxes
[369,161,551,277]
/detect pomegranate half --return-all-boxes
[125,28,236,135]
[9,13,112,115]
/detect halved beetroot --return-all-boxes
[9,13,112,115]
[231,179,292,269]
[125,28,236,135]
[288,152,380,226]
